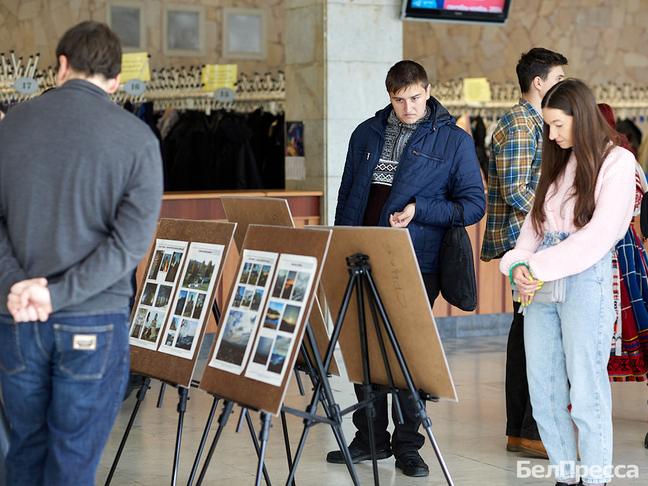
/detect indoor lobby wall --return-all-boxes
[0,0,284,72]
[404,0,648,85]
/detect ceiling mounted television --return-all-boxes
[402,0,512,24]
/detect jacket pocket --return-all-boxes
[412,150,444,162]
[353,149,372,162]
[0,322,26,375]
[54,323,114,381]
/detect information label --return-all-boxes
[121,52,151,83]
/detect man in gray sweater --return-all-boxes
[0,22,162,485]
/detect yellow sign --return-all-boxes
[120,52,151,83]
[201,64,238,92]
[463,77,491,103]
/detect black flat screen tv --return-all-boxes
[402,0,512,24]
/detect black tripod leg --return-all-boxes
[294,369,305,396]
[245,409,272,486]
[236,406,247,433]
[255,412,272,486]
[284,393,317,486]
[280,411,295,486]
[356,276,379,486]
[196,400,235,486]
[157,382,167,408]
[365,270,454,486]
[172,387,190,486]
[299,343,320,389]
[304,324,358,484]
[105,377,151,486]
[187,396,220,486]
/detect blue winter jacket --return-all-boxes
[334,98,486,273]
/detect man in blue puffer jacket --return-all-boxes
[327,60,485,477]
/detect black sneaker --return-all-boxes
[326,441,392,464]
[555,481,584,486]
[395,451,429,477]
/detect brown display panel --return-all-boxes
[130,218,236,388]
[320,227,457,401]
[221,197,294,251]
[199,225,331,415]
[221,196,339,375]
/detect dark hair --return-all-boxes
[598,103,633,153]
[516,48,568,94]
[55,21,122,79]
[531,79,616,235]
[385,60,429,94]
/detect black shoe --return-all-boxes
[326,441,392,464]
[555,480,584,486]
[123,373,146,401]
[395,451,429,477]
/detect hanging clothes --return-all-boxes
[161,109,284,191]
[470,115,488,182]
[608,168,648,382]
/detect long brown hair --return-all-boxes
[531,79,617,235]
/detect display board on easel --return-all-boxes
[320,226,458,401]
[199,225,332,415]
[221,196,294,250]
[221,196,339,376]
[128,218,236,388]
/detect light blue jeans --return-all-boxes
[524,251,615,484]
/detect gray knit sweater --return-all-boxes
[0,80,163,314]
[372,106,432,186]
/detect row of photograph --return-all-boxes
[262,300,300,334]
[239,262,272,288]
[271,269,309,302]
[140,282,172,308]
[148,250,184,283]
[232,285,264,312]
[174,290,206,320]
[250,333,290,375]
[130,307,164,344]
[163,317,199,352]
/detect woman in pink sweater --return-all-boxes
[500,79,635,486]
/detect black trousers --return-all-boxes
[351,272,440,457]
[505,298,541,440]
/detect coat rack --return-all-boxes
[145,69,285,114]
[431,79,648,120]
[0,51,42,103]
[1,51,645,120]
[0,52,285,114]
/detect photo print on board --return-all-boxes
[245,253,318,386]
[158,242,225,360]
[129,239,188,351]
[209,249,279,374]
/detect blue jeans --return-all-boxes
[524,253,615,484]
[0,310,130,486]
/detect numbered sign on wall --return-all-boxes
[123,79,147,97]
[14,77,39,95]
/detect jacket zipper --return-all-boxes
[379,124,436,223]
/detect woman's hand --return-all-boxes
[513,265,541,304]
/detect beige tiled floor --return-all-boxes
[98,336,648,485]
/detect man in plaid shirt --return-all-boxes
[481,48,567,458]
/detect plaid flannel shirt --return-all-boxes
[481,99,543,261]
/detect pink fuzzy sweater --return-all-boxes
[500,146,636,282]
